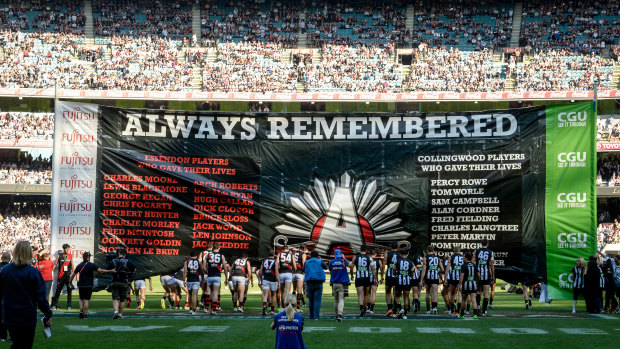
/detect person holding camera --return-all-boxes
[328,248,350,322]
[102,249,136,319]
[51,244,74,310]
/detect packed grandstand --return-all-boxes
[0,0,619,258]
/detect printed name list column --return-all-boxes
[99,150,261,257]
[101,173,185,256]
[416,152,527,268]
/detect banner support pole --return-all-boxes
[593,78,599,113]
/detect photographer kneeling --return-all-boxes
[101,249,136,319]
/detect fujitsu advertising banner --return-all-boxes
[51,101,99,260]
[50,103,595,287]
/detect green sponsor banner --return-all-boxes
[545,102,597,299]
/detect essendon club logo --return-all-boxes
[274,172,410,255]
[60,152,94,167]
[62,107,96,121]
[60,175,93,191]
[59,198,93,213]
[61,129,95,145]
[58,221,92,237]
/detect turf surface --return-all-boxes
[7,282,618,349]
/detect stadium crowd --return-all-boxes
[0,206,50,255]
[0,112,54,140]
[201,1,298,47]
[91,35,193,91]
[94,0,192,39]
[515,50,615,91]
[519,0,620,54]
[412,0,512,50]
[201,42,297,93]
[0,156,52,185]
[302,44,400,92]
[402,47,505,92]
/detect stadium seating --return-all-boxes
[0,0,618,93]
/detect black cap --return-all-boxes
[117,248,127,255]
[83,252,92,258]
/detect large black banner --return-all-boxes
[96,107,546,283]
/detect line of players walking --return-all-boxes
[153,239,496,319]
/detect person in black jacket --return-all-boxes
[0,251,10,342]
[101,249,136,319]
[0,241,52,349]
[584,256,604,313]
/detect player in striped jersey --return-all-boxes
[411,255,423,313]
[382,241,400,316]
[446,246,464,316]
[183,251,203,314]
[420,245,444,314]
[473,239,494,316]
[368,249,383,314]
[351,244,376,317]
[458,252,479,319]
[572,258,586,313]
[393,248,415,319]
[441,257,450,313]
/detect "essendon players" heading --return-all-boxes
[120,112,518,141]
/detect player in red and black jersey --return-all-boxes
[199,242,213,311]
[292,246,307,311]
[276,245,296,309]
[183,251,203,314]
[51,244,74,310]
[203,242,227,315]
[229,253,252,312]
[258,251,280,316]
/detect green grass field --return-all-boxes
[7,282,619,349]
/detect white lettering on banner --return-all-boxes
[122,114,518,140]
[557,112,587,127]
[556,193,587,208]
[66,326,171,332]
[179,326,229,332]
[557,328,608,335]
[558,273,574,289]
[557,152,587,168]
[557,233,588,249]
[417,328,475,334]
[349,327,402,333]
[303,327,336,332]
[491,328,548,334]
